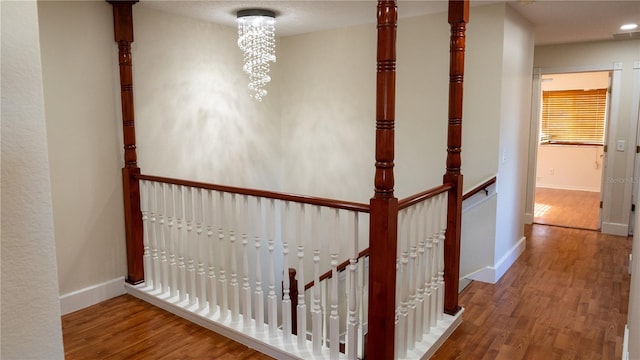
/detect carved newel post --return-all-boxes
[443,0,468,315]
[367,1,399,359]
[108,0,144,284]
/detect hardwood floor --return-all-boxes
[62,294,274,359]
[62,224,631,359]
[534,187,600,230]
[432,224,631,360]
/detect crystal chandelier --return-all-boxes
[237,9,276,101]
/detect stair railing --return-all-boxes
[136,173,369,359]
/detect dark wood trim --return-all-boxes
[462,176,496,201]
[287,268,298,336]
[304,248,370,291]
[109,0,139,169]
[136,174,370,213]
[398,183,454,210]
[122,167,143,284]
[109,0,143,284]
[367,1,398,359]
[443,0,469,316]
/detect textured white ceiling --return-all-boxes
[139,0,640,45]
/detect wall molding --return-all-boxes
[59,277,125,315]
[463,236,526,284]
[601,222,629,236]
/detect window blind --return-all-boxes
[540,89,608,145]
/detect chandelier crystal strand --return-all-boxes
[237,11,276,101]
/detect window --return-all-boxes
[540,89,608,145]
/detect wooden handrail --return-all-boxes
[304,179,480,291]
[462,176,496,201]
[136,173,370,213]
[304,248,370,291]
[398,183,454,210]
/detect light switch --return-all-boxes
[617,140,625,152]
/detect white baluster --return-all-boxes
[437,193,447,321]
[176,186,187,303]
[166,184,178,299]
[157,182,169,295]
[312,206,322,355]
[195,188,206,310]
[346,212,359,360]
[141,181,151,289]
[254,198,264,332]
[149,182,159,291]
[267,199,278,337]
[394,256,400,360]
[185,187,196,307]
[329,209,339,360]
[206,190,217,316]
[397,209,408,359]
[424,199,433,332]
[430,197,439,328]
[229,194,240,323]
[407,206,417,351]
[242,195,252,328]
[281,201,292,343]
[218,191,228,320]
[296,204,307,348]
[415,201,426,342]
[358,254,368,360]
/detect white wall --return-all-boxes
[279,25,376,202]
[1,1,65,357]
[133,6,283,191]
[38,1,127,312]
[536,145,603,191]
[280,4,514,202]
[534,39,640,235]
[494,4,534,275]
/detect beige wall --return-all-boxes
[133,6,283,191]
[534,39,640,234]
[38,1,127,300]
[1,1,64,357]
[536,145,604,191]
[495,4,534,272]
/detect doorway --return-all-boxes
[532,71,610,230]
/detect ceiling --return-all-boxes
[139,0,640,45]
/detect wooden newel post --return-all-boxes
[109,0,143,284]
[287,268,299,335]
[443,0,468,316]
[367,1,398,359]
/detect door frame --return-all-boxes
[630,61,640,234]
[524,63,624,233]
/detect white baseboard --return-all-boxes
[59,277,125,315]
[601,222,629,236]
[623,324,629,360]
[536,184,600,192]
[458,278,473,292]
[465,236,526,284]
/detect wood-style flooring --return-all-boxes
[62,294,273,359]
[432,224,631,360]
[62,224,631,359]
[534,187,600,230]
